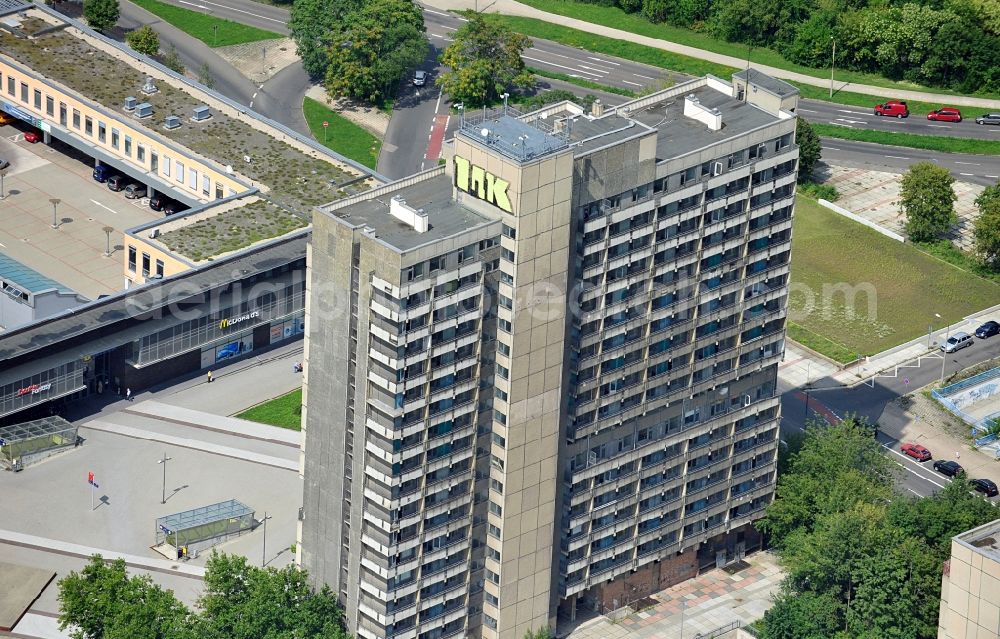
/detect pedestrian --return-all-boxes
[126,387,133,402]
[956,451,961,460]
[207,370,213,383]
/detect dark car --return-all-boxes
[149,193,168,211]
[93,164,112,182]
[971,478,999,497]
[976,113,1000,125]
[976,320,1000,339]
[0,158,9,171]
[934,460,964,477]
[107,174,127,191]
[927,107,962,122]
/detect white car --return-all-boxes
[413,70,427,87]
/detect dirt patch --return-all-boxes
[897,391,973,442]
[214,38,300,84]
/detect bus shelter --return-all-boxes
[0,416,79,471]
[155,499,255,558]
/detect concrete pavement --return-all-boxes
[420,0,1000,110]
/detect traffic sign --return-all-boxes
[322,121,329,128]
[903,377,910,386]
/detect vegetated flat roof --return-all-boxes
[322,171,501,252]
[956,518,1000,565]
[0,252,73,295]
[0,6,375,259]
[157,199,308,263]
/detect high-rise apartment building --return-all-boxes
[299,69,799,639]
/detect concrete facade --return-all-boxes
[939,519,1000,639]
[300,71,799,639]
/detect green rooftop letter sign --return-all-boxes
[454,155,512,213]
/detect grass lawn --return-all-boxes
[236,388,302,430]
[789,196,1000,359]
[508,0,1000,101]
[131,0,282,47]
[812,123,1000,156]
[303,97,381,170]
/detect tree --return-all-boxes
[289,0,362,79]
[58,556,192,639]
[83,0,120,33]
[125,25,160,57]
[324,0,428,105]
[899,161,957,243]
[794,117,821,180]
[758,588,845,639]
[437,14,534,107]
[524,628,554,639]
[198,63,216,90]
[973,183,1000,270]
[160,44,185,75]
[193,552,349,639]
[59,553,349,639]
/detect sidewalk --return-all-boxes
[779,302,1000,390]
[565,552,782,639]
[419,0,1000,109]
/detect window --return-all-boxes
[84,116,93,136]
[501,247,515,262]
[201,175,210,196]
[495,387,508,402]
[163,156,171,177]
[497,341,510,356]
[33,88,41,109]
[59,102,67,126]
[155,259,164,277]
[141,252,150,277]
[45,95,53,116]
[429,256,443,272]
[490,478,504,494]
[7,75,14,96]
[498,318,512,334]
[111,127,119,149]
[136,145,145,163]
[72,108,80,129]
[127,246,137,272]
[497,364,509,380]
[492,432,506,447]
[188,167,197,189]
[489,501,502,516]
[502,223,516,239]
[486,546,501,562]
[124,135,132,156]
[494,409,507,425]
[488,523,501,539]
[485,569,500,585]
[175,161,184,183]
[97,122,106,143]
[19,81,27,103]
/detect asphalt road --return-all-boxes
[818,139,1000,187]
[777,333,1000,499]
[799,101,1000,140]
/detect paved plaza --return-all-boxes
[0,129,160,299]
[566,552,783,639]
[0,343,305,639]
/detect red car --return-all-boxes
[927,108,962,122]
[874,100,909,118]
[901,442,932,462]
[23,130,40,143]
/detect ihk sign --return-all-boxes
[454,156,513,213]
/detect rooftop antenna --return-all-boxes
[744,44,752,102]
[501,92,510,116]
[456,103,465,129]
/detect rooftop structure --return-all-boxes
[0,0,379,291]
[956,519,1000,565]
[0,253,73,297]
[733,69,800,99]
[939,518,1000,639]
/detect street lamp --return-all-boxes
[102,226,115,257]
[261,511,273,567]
[829,37,836,99]
[501,92,509,115]
[803,360,812,422]
[0,166,8,199]
[157,452,172,504]
[49,198,61,229]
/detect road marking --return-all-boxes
[955,161,980,166]
[440,25,457,31]
[522,55,601,78]
[177,0,286,24]
[987,175,999,179]
[836,109,871,117]
[885,155,911,160]
[884,447,948,490]
[622,80,642,87]
[252,92,258,99]
[835,118,866,125]
[633,73,656,80]
[797,108,818,113]
[587,56,619,65]
[826,122,854,129]
[249,100,253,108]
[926,124,951,129]
[90,199,118,214]
[577,64,611,75]
[425,8,465,20]
[960,172,975,176]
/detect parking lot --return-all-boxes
[0,125,161,299]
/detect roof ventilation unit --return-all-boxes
[134,102,153,119]
[164,115,181,130]
[191,105,212,122]
[141,76,158,95]
[123,96,137,111]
